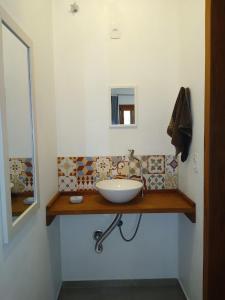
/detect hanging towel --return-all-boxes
[167,87,192,162]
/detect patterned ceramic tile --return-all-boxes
[77,175,95,190]
[9,159,24,176]
[143,174,151,190]
[58,157,76,176]
[129,156,141,177]
[165,155,178,174]
[143,174,165,190]
[148,155,165,174]
[11,175,26,193]
[142,175,148,191]
[77,157,96,176]
[165,174,178,189]
[22,176,33,192]
[9,158,34,193]
[24,158,33,177]
[58,176,77,192]
[141,156,149,174]
[111,156,129,178]
[96,157,112,177]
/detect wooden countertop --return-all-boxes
[46,190,196,226]
[11,193,33,216]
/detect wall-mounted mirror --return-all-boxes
[0,7,39,243]
[110,87,137,127]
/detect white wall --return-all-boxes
[53,0,181,281]
[53,0,180,157]
[0,1,61,300]
[3,25,32,158]
[177,1,205,300]
[61,214,178,280]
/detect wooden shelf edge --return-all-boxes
[46,192,60,226]
[177,189,196,223]
[46,190,196,226]
[46,215,57,226]
[185,212,196,223]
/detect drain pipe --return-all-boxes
[93,214,122,253]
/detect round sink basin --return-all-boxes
[96,179,143,203]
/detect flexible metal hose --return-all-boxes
[118,214,143,242]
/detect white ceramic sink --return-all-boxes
[96,179,143,204]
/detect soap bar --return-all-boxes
[23,197,34,205]
[69,196,83,204]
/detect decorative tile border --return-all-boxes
[59,176,77,192]
[165,155,178,174]
[144,174,165,190]
[96,156,112,178]
[165,174,178,189]
[58,157,76,176]
[111,156,129,178]
[129,156,142,177]
[148,155,165,174]
[141,156,149,174]
[57,155,178,192]
[77,157,96,176]
[9,158,33,193]
[77,175,95,191]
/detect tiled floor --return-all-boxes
[58,280,186,300]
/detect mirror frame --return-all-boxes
[109,85,138,128]
[0,6,39,243]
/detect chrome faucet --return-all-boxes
[128,149,144,198]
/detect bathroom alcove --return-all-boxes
[0,1,206,300]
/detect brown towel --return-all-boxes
[167,87,192,162]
